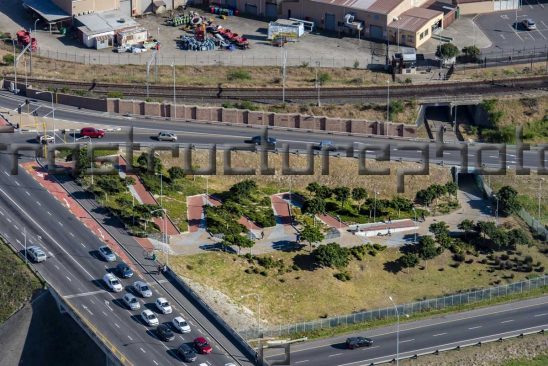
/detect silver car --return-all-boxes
[122,293,140,310]
[133,281,152,298]
[157,131,177,142]
[98,245,116,262]
[27,246,47,263]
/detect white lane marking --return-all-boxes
[63,198,70,208]
[82,305,93,315]
[432,332,447,337]
[47,211,52,215]
[114,323,120,328]
[468,326,482,330]
[69,232,75,237]
[58,221,63,226]
[80,242,86,248]
[6,218,11,223]
[329,353,342,357]
[180,335,185,340]
[139,347,146,353]
[128,335,133,341]
[3,171,9,176]
[363,346,380,350]
[54,264,60,270]
[25,191,30,196]
[197,328,203,333]
[65,276,72,282]
[533,313,548,317]
[89,299,95,304]
[0,211,4,215]
[501,319,514,324]
[400,339,414,343]
[102,311,107,317]
[14,181,20,186]
[16,239,21,244]
[14,225,19,231]
[500,34,506,40]
[36,201,41,206]
[295,361,309,364]
[153,361,158,365]
[510,24,523,41]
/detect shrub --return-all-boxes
[373,243,386,251]
[353,60,359,69]
[535,266,544,272]
[186,264,194,270]
[227,69,251,81]
[318,72,331,85]
[259,270,268,276]
[333,271,352,281]
[168,166,185,180]
[500,254,509,261]
[107,91,124,99]
[2,54,14,65]
[453,253,466,262]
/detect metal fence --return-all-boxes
[475,173,547,241]
[240,275,548,339]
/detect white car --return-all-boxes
[522,19,537,30]
[122,293,140,310]
[155,297,172,314]
[133,281,152,298]
[157,131,177,142]
[98,245,116,262]
[38,135,54,144]
[141,309,159,326]
[27,246,47,262]
[103,273,123,293]
[172,316,191,333]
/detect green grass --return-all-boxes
[503,355,548,366]
[163,193,188,232]
[0,240,43,324]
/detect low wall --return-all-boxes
[107,98,417,138]
[25,87,108,112]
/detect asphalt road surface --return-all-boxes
[0,142,254,365]
[265,296,548,365]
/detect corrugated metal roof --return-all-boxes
[310,0,377,11]
[367,0,405,14]
[389,7,442,32]
[77,10,138,35]
[23,0,70,22]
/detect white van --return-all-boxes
[103,273,123,292]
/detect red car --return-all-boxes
[80,127,105,138]
[193,337,213,354]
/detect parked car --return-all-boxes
[177,343,197,362]
[27,246,47,263]
[141,309,159,326]
[37,134,54,144]
[155,297,173,314]
[103,273,123,293]
[248,135,277,147]
[116,262,133,278]
[522,19,537,30]
[156,324,175,342]
[157,131,177,142]
[133,281,152,298]
[80,127,105,138]
[345,336,373,349]
[98,245,116,262]
[172,316,191,333]
[193,337,213,354]
[122,293,140,310]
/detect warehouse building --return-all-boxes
[456,0,520,15]
[278,0,451,48]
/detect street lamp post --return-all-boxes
[315,61,321,107]
[393,17,400,53]
[373,191,379,223]
[151,208,168,266]
[538,178,545,222]
[412,207,417,244]
[386,80,390,122]
[11,39,17,94]
[388,296,400,366]
[494,194,499,226]
[36,91,55,142]
[171,62,176,120]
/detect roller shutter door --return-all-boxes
[265,3,277,19]
[370,25,383,39]
[324,13,336,31]
[245,4,257,15]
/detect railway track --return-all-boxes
[8,75,548,103]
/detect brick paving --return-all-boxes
[118,156,179,236]
[186,195,206,233]
[271,194,292,225]
[316,213,348,229]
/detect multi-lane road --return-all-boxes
[0,90,546,366]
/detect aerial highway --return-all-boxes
[265,296,548,365]
[0,135,255,365]
[0,92,545,171]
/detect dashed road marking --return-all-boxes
[534,313,548,317]
[295,361,309,364]
[25,191,30,196]
[400,339,414,343]
[80,242,86,248]
[47,211,52,215]
[102,311,107,316]
[14,225,19,231]
[14,181,20,186]
[501,319,514,324]
[69,232,75,237]
[36,202,41,206]
[433,332,447,337]
[54,264,60,270]
[328,353,342,357]
[65,276,72,282]
[469,326,482,330]
[114,323,120,328]
[58,221,63,226]
[139,348,146,353]
[128,335,133,341]
[153,361,158,365]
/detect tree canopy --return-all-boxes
[312,243,351,269]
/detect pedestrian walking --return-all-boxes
[261,231,264,239]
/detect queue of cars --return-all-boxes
[96,245,216,363]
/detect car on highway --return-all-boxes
[157,131,178,142]
[247,135,277,147]
[122,293,140,310]
[141,309,159,326]
[37,134,54,145]
[172,316,191,333]
[80,127,105,138]
[177,344,197,362]
[345,336,373,349]
[98,245,116,262]
[116,262,133,278]
[155,297,173,314]
[133,281,152,298]
[26,246,47,263]
[522,19,537,30]
[193,337,213,354]
[316,140,336,151]
[156,324,175,342]
[103,273,123,293]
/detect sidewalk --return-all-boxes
[117,156,179,236]
[316,213,347,230]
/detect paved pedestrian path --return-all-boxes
[316,213,347,230]
[117,156,179,236]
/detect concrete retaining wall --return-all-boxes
[105,98,416,138]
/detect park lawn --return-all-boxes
[488,172,547,226]
[170,241,548,326]
[503,355,548,366]
[162,193,188,232]
[0,241,43,324]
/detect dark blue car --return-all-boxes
[116,262,133,278]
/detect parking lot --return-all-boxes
[476,0,548,52]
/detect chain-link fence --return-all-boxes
[457,45,548,71]
[240,275,547,339]
[475,173,547,241]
